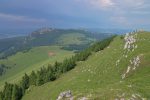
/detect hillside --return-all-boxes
[0,28,109,59]
[0,46,74,90]
[22,31,150,99]
[0,28,109,89]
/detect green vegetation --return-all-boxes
[0,36,115,100]
[0,28,109,90]
[56,33,94,45]
[0,64,8,76]
[1,30,150,100]
[21,32,150,99]
[0,28,109,59]
[0,46,74,89]
[57,32,95,52]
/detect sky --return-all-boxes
[0,0,150,34]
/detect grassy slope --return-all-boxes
[22,32,150,99]
[57,33,95,45]
[0,46,74,90]
[0,32,86,89]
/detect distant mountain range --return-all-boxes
[87,28,133,34]
[0,28,133,39]
[0,33,26,39]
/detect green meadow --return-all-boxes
[0,31,92,90]
[22,32,150,99]
[0,46,74,90]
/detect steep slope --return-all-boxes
[22,31,150,99]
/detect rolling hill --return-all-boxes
[21,31,150,100]
[0,28,109,90]
[0,46,74,90]
[0,28,109,59]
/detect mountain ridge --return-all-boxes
[22,31,150,99]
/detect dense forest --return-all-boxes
[0,36,115,100]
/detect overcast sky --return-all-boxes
[0,0,150,33]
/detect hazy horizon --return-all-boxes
[0,0,150,34]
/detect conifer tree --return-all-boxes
[29,71,37,85]
[11,85,22,100]
[20,73,29,94]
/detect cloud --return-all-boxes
[90,0,115,8]
[110,16,131,27]
[0,0,150,30]
[0,13,46,23]
[131,10,150,15]
[123,0,145,8]
[75,0,115,10]
[76,0,150,11]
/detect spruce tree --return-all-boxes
[29,71,37,85]
[11,85,22,100]
[20,73,29,94]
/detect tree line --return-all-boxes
[0,36,116,100]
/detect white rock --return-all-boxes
[78,97,88,100]
[126,66,131,73]
[57,90,72,100]
[122,74,126,79]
